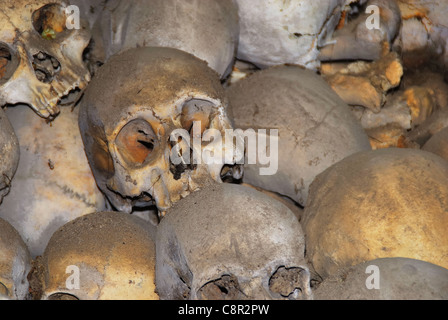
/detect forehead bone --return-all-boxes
[80,47,226,132]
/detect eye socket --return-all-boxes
[116,119,157,166]
[197,275,244,300]
[32,4,68,40]
[48,293,79,300]
[180,99,214,135]
[0,43,18,85]
[269,266,308,300]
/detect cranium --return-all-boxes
[39,211,158,300]
[156,182,312,300]
[302,148,448,279]
[0,106,19,204]
[234,0,357,70]
[226,65,371,206]
[397,0,448,69]
[0,217,31,300]
[0,0,91,118]
[96,0,239,79]
[79,47,242,215]
[313,258,448,300]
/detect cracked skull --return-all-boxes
[79,47,242,214]
[0,0,91,118]
[156,182,312,300]
[227,65,371,207]
[235,0,356,69]
[97,0,239,79]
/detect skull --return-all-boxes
[0,104,107,257]
[97,0,239,79]
[313,258,448,300]
[0,107,19,204]
[39,211,158,300]
[319,0,402,62]
[156,182,312,300]
[0,0,91,118]
[226,65,371,207]
[79,47,242,215]
[302,148,448,279]
[234,0,356,69]
[0,217,31,300]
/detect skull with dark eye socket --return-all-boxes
[155,183,313,300]
[0,0,91,118]
[79,47,243,215]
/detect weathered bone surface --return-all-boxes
[0,217,31,300]
[303,148,448,279]
[323,52,403,113]
[235,0,355,70]
[0,105,106,257]
[79,47,242,215]
[0,0,91,118]
[319,0,401,62]
[313,258,448,300]
[227,65,371,206]
[0,107,19,204]
[398,0,448,69]
[156,182,311,300]
[38,211,158,300]
[95,0,239,78]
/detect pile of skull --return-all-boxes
[1,0,448,300]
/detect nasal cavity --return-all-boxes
[220,164,244,183]
[33,52,61,83]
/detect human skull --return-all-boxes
[0,105,106,257]
[0,0,91,118]
[96,0,239,79]
[0,107,19,204]
[0,217,31,300]
[156,182,312,300]
[226,65,371,206]
[313,258,448,300]
[39,211,158,300]
[234,0,356,69]
[302,148,448,279]
[79,47,242,215]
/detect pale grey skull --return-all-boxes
[79,47,242,215]
[235,0,358,69]
[227,65,371,207]
[0,0,91,118]
[156,182,312,300]
[95,0,239,79]
[0,107,19,204]
[0,217,31,300]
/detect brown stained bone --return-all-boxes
[323,52,403,113]
[319,0,401,62]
